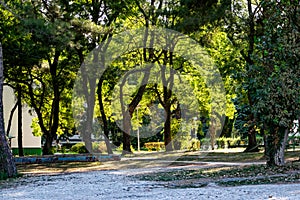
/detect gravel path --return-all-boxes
[1,169,300,200]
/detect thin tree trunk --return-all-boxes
[244,0,258,152]
[17,84,23,156]
[164,103,173,151]
[6,101,17,137]
[209,119,216,150]
[97,79,113,154]
[0,42,17,178]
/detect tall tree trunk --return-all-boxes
[0,42,17,178]
[220,116,234,138]
[267,127,289,166]
[42,51,61,155]
[243,0,258,152]
[164,103,173,151]
[6,100,17,137]
[209,119,216,150]
[97,79,113,154]
[42,133,53,155]
[17,84,23,156]
[244,114,259,152]
[84,83,94,153]
[122,114,132,154]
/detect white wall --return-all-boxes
[3,85,41,148]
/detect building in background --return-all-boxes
[3,85,41,155]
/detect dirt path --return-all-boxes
[2,150,300,199]
[2,167,300,200]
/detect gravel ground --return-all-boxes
[1,169,300,200]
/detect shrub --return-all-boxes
[188,138,200,151]
[144,142,165,151]
[216,137,242,148]
[70,142,88,153]
[228,137,241,147]
[216,137,228,149]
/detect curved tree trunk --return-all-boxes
[97,79,113,154]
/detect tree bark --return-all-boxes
[244,112,259,152]
[17,84,23,156]
[43,51,61,155]
[0,42,17,179]
[220,116,234,138]
[42,133,53,155]
[243,0,258,152]
[164,103,173,151]
[6,100,17,137]
[267,128,289,166]
[97,79,113,154]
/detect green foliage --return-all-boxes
[187,138,201,151]
[144,142,165,151]
[216,137,242,148]
[0,171,8,180]
[1,0,298,163]
[250,1,300,130]
[115,143,135,153]
[70,143,88,154]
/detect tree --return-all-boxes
[223,0,263,152]
[250,0,300,166]
[0,42,17,179]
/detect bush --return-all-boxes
[70,143,88,153]
[228,137,241,147]
[216,137,228,149]
[216,137,242,149]
[144,142,165,151]
[188,138,200,151]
